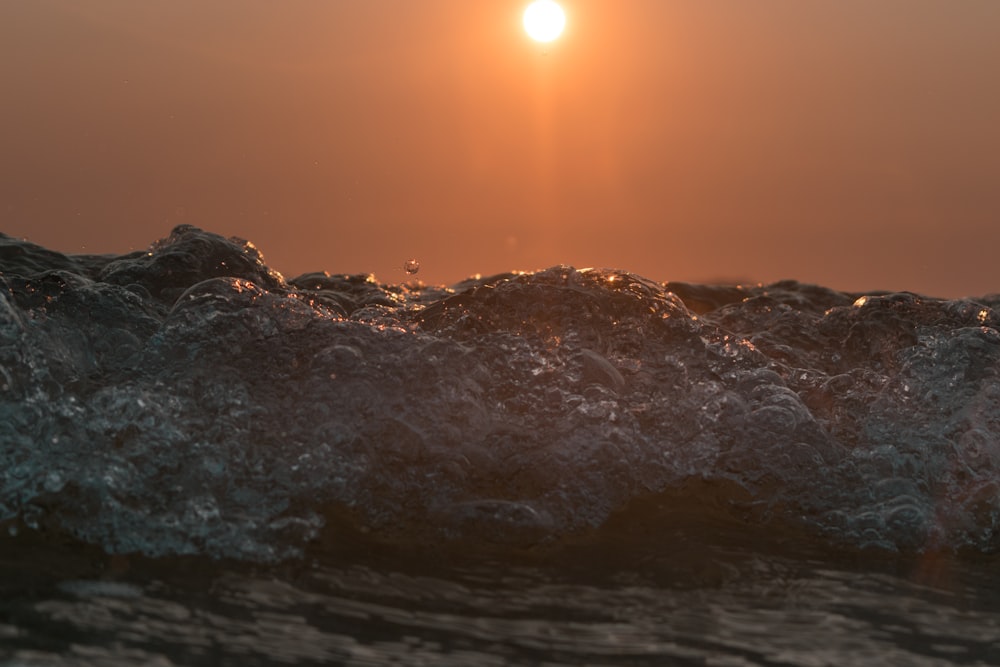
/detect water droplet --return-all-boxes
[403,259,420,275]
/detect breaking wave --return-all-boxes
[2,225,999,562]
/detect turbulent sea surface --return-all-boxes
[2,225,1000,665]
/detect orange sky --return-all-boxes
[2,1,998,296]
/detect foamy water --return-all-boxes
[1,225,999,664]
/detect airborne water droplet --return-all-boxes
[403,259,420,275]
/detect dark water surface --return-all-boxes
[2,226,1000,664]
[3,534,1000,666]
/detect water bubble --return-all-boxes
[403,259,420,275]
[22,508,42,530]
[44,471,65,493]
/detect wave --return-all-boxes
[1,225,999,562]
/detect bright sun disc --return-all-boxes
[523,0,566,43]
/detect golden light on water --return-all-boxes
[523,0,566,43]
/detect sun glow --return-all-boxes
[523,0,566,43]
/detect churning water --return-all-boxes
[1,225,999,665]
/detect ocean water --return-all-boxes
[1,225,999,665]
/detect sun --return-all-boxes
[523,0,566,43]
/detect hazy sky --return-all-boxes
[2,1,998,296]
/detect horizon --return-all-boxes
[2,1,998,298]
